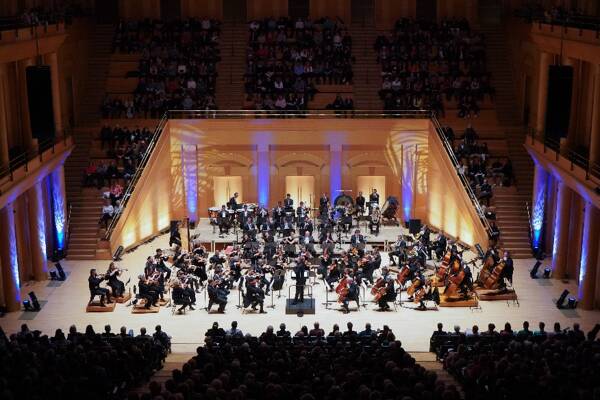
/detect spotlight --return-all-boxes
[530,261,542,279]
[23,292,41,312]
[55,263,66,281]
[556,289,569,309]
[567,297,578,309]
[543,267,552,279]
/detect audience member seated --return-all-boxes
[105,18,221,119]
[432,321,600,400]
[245,17,353,111]
[326,93,354,115]
[135,321,462,400]
[0,324,167,400]
[375,19,494,117]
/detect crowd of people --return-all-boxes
[104,18,221,119]
[375,19,494,117]
[131,321,462,400]
[0,323,169,400]
[431,321,600,400]
[245,17,353,111]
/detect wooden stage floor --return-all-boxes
[3,221,599,352]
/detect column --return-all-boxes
[181,145,198,223]
[46,52,63,137]
[256,143,270,208]
[578,202,600,309]
[0,63,10,165]
[589,64,600,165]
[0,203,21,311]
[28,181,48,281]
[535,52,552,136]
[329,144,342,200]
[563,57,578,148]
[552,181,572,278]
[531,163,548,250]
[50,165,67,251]
[17,57,36,149]
[14,196,32,282]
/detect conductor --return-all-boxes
[292,257,308,304]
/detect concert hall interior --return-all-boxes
[1,1,600,399]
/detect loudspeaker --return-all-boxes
[408,219,421,235]
[545,65,573,141]
[26,65,55,141]
[530,261,542,279]
[55,262,66,281]
[556,289,569,309]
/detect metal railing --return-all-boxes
[0,134,71,189]
[103,109,492,240]
[430,116,494,238]
[104,114,169,239]
[527,128,600,183]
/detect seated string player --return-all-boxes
[88,269,112,307]
[171,281,193,313]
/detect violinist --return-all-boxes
[217,205,231,235]
[282,215,295,237]
[137,274,159,309]
[154,249,171,280]
[171,281,193,313]
[239,205,252,226]
[106,262,126,298]
[388,234,406,266]
[209,250,226,267]
[299,230,317,257]
[377,276,396,311]
[88,269,111,306]
[207,278,228,313]
[369,206,381,235]
[296,201,308,224]
[259,216,273,234]
[340,277,360,313]
[318,250,332,279]
[244,276,267,313]
[320,231,335,255]
[433,232,447,260]
[256,207,269,226]
[283,234,297,258]
[292,257,308,304]
[244,216,258,240]
[326,259,342,290]
[350,229,366,255]
[355,191,366,216]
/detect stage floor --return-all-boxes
[4,226,599,352]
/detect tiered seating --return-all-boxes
[244,17,354,110]
[132,322,462,400]
[430,321,600,400]
[375,19,494,117]
[103,18,221,119]
[0,324,168,400]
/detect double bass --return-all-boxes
[444,260,465,297]
[477,253,496,286]
[483,260,506,289]
[436,251,452,280]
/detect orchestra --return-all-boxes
[85,192,514,315]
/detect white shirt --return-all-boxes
[102,205,114,216]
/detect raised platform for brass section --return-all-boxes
[475,288,518,301]
[114,293,132,303]
[439,294,479,307]
[86,301,116,312]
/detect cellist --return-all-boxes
[339,277,360,314]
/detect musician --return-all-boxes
[341,277,360,313]
[207,279,228,313]
[272,202,284,230]
[172,281,193,313]
[326,259,342,290]
[244,216,258,240]
[106,262,126,298]
[137,274,159,309]
[259,216,273,234]
[239,204,252,226]
[388,235,406,266]
[169,221,182,247]
[154,249,171,280]
[282,215,295,237]
[342,204,353,232]
[369,206,381,235]
[228,192,239,210]
[369,188,380,207]
[218,205,231,235]
[377,276,396,311]
[350,229,366,255]
[283,193,294,210]
[300,230,317,257]
[283,234,297,258]
[209,250,226,267]
[296,201,308,224]
[244,277,266,313]
[318,251,332,279]
[257,207,269,226]
[433,233,447,260]
[88,269,111,306]
[320,231,335,255]
[355,191,366,215]
[502,250,514,287]
[319,193,329,214]
[292,258,308,304]
[420,225,431,247]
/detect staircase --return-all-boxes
[215,22,246,110]
[350,24,382,110]
[77,23,114,126]
[64,128,104,260]
[410,352,464,399]
[480,22,534,258]
[131,352,196,397]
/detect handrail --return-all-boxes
[527,128,600,183]
[167,109,432,119]
[430,116,494,238]
[525,201,534,249]
[64,202,73,255]
[104,114,169,239]
[0,134,70,184]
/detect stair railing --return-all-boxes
[104,113,169,240]
[525,201,534,250]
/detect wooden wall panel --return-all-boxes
[246,0,287,20]
[309,0,351,22]
[119,0,161,19]
[181,0,222,19]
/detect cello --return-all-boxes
[335,276,349,303]
[395,265,411,287]
[436,250,452,280]
[483,260,506,289]
[371,277,385,295]
[444,260,465,297]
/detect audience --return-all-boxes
[432,321,600,400]
[0,324,167,400]
[375,19,494,117]
[132,321,461,400]
[105,18,221,119]
[245,17,353,111]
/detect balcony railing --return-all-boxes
[103,109,493,240]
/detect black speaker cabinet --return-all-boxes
[545,65,573,141]
[26,65,55,141]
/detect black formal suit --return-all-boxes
[292,262,308,303]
